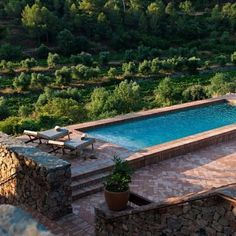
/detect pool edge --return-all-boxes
[74,96,229,132]
[126,123,236,168]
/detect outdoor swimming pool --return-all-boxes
[87,103,236,151]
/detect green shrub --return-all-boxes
[151,58,160,74]
[13,72,31,90]
[161,57,186,72]
[37,114,70,130]
[122,62,136,75]
[72,64,100,80]
[21,58,37,70]
[55,66,72,85]
[182,85,208,101]
[208,73,236,96]
[70,52,93,66]
[179,1,194,15]
[104,156,133,192]
[38,98,84,122]
[18,105,33,117]
[87,87,115,119]
[112,80,141,113]
[0,116,39,135]
[155,77,178,105]
[87,80,141,119]
[57,29,76,55]
[36,87,54,107]
[54,88,81,101]
[0,116,21,134]
[107,67,118,80]
[30,73,52,89]
[18,119,40,133]
[0,60,8,70]
[47,52,60,68]
[35,44,50,59]
[138,60,151,75]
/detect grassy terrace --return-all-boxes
[0,1,236,134]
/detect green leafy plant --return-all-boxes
[104,156,133,192]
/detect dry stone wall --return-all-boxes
[0,132,72,219]
[95,193,236,235]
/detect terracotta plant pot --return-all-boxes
[104,188,130,211]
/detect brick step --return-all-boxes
[71,164,113,181]
[71,171,110,191]
[72,183,104,201]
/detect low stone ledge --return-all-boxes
[95,184,236,235]
[10,145,70,171]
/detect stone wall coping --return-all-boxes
[10,145,70,171]
[95,183,236,220]
[0,132,70,171]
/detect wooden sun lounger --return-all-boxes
[24,128,70,144]
[48,137,95,155]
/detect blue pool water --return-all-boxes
[87,103,236,151]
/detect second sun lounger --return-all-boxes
[48,137,95,155]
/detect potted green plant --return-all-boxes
[104,156,133,211]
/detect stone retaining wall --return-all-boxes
[95,188,236,235]
[0,132,72,219]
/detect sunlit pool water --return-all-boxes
[87,103,236,151]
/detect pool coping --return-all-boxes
[76,97,228,131]
[74,95,236,168]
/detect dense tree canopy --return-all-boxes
[0,0,234,49]
[21,1,58,40]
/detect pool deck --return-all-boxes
[18,134,134,178]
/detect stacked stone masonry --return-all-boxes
[95,188,236,235]
[0,132,72,219]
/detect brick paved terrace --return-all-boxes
[48,138,236,235]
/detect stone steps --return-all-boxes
[71,171,110,191]
[72,182,104,201]
[72,165,113,181]
[71,170,111,201]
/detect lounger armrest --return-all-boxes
[48,140,65,147]
[23,130,38,137]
